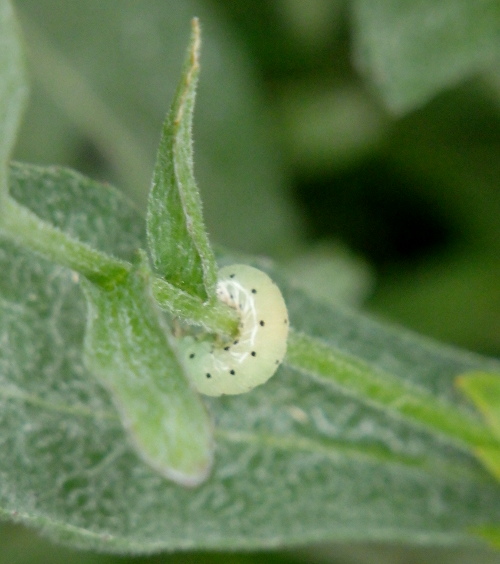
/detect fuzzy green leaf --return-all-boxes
[147,19,217,301]
[0,0,27,199]
[83,264,213,487]
[2,163,500,553]
[353,0,500,113]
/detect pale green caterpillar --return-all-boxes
[179,265,289,396]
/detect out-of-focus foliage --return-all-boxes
[212,0,500,356]
[353,0,500,113]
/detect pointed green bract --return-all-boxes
[147,18,217,301]
[83,262,213,486]
[0,0,27,202]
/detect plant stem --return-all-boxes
[152,278,239,337]
[285,330,498,451]
[0,196,240,336]
[0,196,129,285]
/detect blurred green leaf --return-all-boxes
[0,524,117,564]
[353,0,500,113]
[458,371,500,481]
[2,163,500,552]
[458,372,500,439]
[284,241,373,307]
[300,542,500,564]
[474,447,500,483]
[0,0,27,197]
[368,252,500,355]
[147,19,216,301]
[475,524,500,552]
[278,81,387,174]
[0,524,305,564]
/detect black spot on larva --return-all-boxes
[251,288,257,294]
[251,351,256,357]
[259,320,265,327]
[284,319,288,324]
[275,360,280,365]
[224,346,230,351]
[189,353,195,359]
[230,293,234,300]
[229,274,235,278]
[233,339,239,345]
[230,369,235,375]
[206,373,212,378]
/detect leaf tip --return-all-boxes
[190,17,201,66]
[160,452,214,488]
[172,17,201,127]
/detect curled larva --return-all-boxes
[180,264,289,396]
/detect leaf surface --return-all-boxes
[2,163,500,552]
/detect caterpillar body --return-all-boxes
[180,264,289,396]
